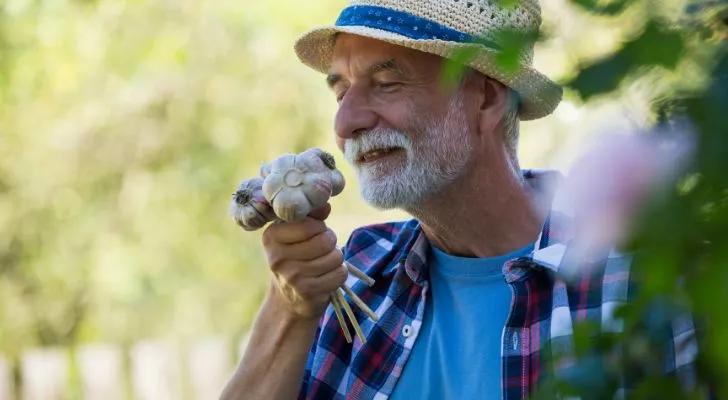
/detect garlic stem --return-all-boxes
[342,284,379,322]
[344,261,375,287]
[330,293,352,344]
[336,290,365,344]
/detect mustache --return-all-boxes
[343,129,412,165]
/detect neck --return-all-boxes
[408,160,544,258]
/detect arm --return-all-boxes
[220,205,346,400]
[220,285,320,400]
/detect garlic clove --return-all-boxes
[250,194,277,221]
[271,188,311,222]
[262,172,285,204]
[302,172,333,208]
[330,169,346,197]
[270,154,297,171]
[259,162,272,178]
[300,148,327,171]
[234,205,268,231]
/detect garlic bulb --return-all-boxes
[229,178,277,231]
[262,149,345,222]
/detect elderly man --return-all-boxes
[222,0,699,399]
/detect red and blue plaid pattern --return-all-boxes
[298,171,699,399]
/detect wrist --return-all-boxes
[265,280,325,325]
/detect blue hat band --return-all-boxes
[335,5,475,43]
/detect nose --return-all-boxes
[334,87,378,142]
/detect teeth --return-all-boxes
[360,148,392,162]
[365,151,381,161]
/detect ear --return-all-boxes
[473,76,511,141]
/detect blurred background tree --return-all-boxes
[0,0,724,398]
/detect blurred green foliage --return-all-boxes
[548,0,727,398]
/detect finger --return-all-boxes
[308,203,331,221]
[274,248,344,280]
[296,264,348,298]
[264,217,327,245]
[268,229,337,262]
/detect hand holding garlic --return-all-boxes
[230,148,378,344]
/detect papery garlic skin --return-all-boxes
[259,162,272,179]
[262,151,335,222]
[312,149,346,196]
[303,148,346,196]
[230,178,276,231]
[330,169,345,196]
[302,172,334,207]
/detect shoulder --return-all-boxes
[342,219,422,278]
[345,219,421,251]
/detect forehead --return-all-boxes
[329,33,443,75]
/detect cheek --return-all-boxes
[373,98,423,136]
[378,104,409,128]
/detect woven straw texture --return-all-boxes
[294,0,562,120]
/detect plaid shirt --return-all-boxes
[298,171,699,399]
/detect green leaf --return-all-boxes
[441,47,481,87]
[621,21,685,68]
[566,20,685,99]
[492,29,539,73]
[569,0,632,15]
[441,26,541,87]
[495,0,521,8]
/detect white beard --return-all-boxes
[343,92,472,210]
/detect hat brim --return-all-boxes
[294,25,562,121]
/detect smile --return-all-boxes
[358,147,404,164]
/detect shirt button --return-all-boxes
[402,325,413,338]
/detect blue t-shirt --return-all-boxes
[390,243,534,399]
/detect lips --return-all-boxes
[358,147,402,163]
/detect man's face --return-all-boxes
[328,34,474,210]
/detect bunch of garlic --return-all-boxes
[229,148,377,344]
[230,148,346,228]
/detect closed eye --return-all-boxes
[378,82,401,91]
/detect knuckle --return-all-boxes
[329,249,344,266]
[333,266,349,285]
[313,231,336,255]
[324,229,338,250]
[304,219,326,236]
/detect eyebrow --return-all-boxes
[326,59,403,89]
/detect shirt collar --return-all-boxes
[401,169,573,285]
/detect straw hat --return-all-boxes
[294,0,562,120]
